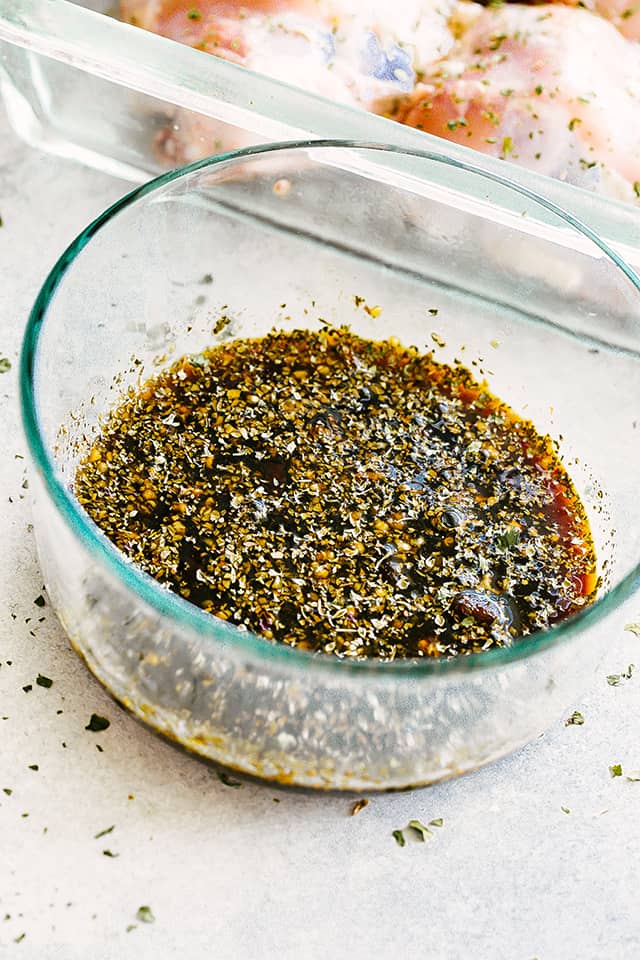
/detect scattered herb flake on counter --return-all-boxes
[34,595,45,607]
[136,905,155,924]
[3,788,12,795]
[408,819,434,842]
[217,770,242,788]
[85,714,110,732]
[36,674,52,688]
[74,327,598,661]
[565,711,584,726]
[94,825,115,839]
[0,357,11,374]
[561,806,571,814]
[429,817,444,827]
[103,849,119,858]
[392,829,406,847]
[351,798,369,816]
[607,664,634,686]
[609,764,623,778]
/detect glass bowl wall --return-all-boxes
[21,142,640,790]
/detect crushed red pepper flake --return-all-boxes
[74,327,597,661]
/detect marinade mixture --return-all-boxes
[74,328,597,660]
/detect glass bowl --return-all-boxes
[21,142,640,791]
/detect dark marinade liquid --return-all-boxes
[75,328,597,660]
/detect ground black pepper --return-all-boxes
[74,327,597,661]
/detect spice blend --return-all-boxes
[74,327,597,660]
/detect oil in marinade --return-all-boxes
[75,327,597,660]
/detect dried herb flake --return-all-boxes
[497,527,520,550]
[217,770,242,788]
[94,825,115,839]
[136,905,155,924]
[392,829,406,847]
[85,714,110,732]
[36,674,52,689]
[609,764,623,778]
[565,711,584,726]
[408,819,434,842]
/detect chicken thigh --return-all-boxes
[388,3,640,202]
[121,0,456,107]
[120,0,458,161]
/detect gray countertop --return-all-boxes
[1,104,639,960]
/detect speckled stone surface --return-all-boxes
[1,104,639,960]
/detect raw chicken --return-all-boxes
[122,1,640,204]
[554,0,640,41]
[388,4,640,203]
[120,1,455,107]
[120,0,458,162]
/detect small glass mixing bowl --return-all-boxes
[21,142,640,790]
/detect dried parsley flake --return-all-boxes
[392,829,406,847]
[609,764,623,778]
[408,819,434,842]
[217,770,242,788]
[94,825,115,839]
[565,711,584,726]
[136,905,155,924]
[85,714,110,732]
[36,674,52,688]
[607,664,634,686]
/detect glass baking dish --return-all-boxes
[1,0,640,267]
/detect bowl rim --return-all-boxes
[20,138,640,680]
